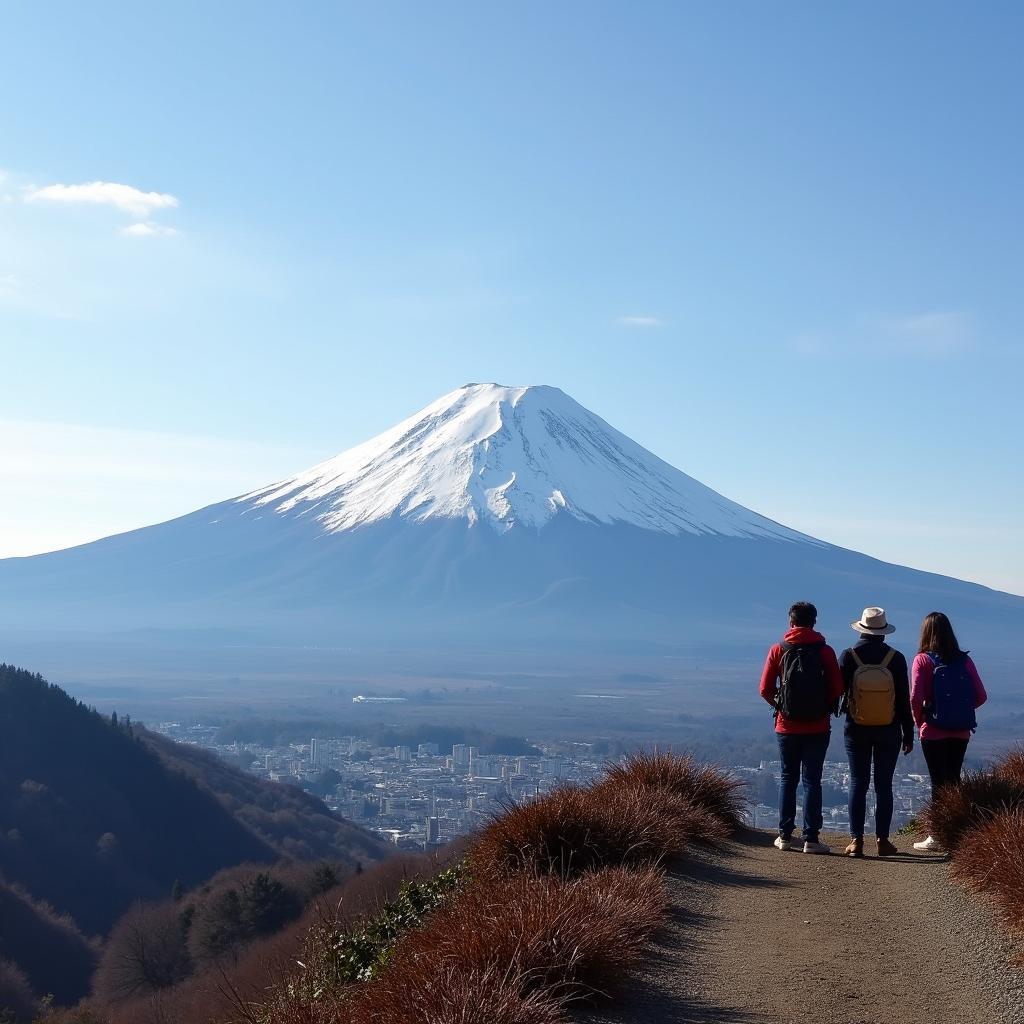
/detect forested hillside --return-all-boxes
[0,878,97,1006]
[145,730,386,862]
[0,663,387,1013]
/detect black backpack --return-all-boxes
[777,641,831,721]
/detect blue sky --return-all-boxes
[1,2,1022,594]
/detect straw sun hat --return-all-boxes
[851,606,896,635]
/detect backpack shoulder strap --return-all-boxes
[850,650,864,667]
[880,648,896,669]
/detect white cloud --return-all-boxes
[792,310,974,358]
[878,311,973,355]
[25,181,180,219]
[616,315,663,328]
[122,221,180,238]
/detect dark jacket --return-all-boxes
[838,636,914,745]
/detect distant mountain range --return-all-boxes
[1,383,1021,653]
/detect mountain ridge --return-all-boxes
[0,384,1021,657]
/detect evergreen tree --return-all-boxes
[240,873,300,937]
[308,863,339,895]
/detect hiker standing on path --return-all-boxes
[911,611,988,853]
[759,601,845,855]
[838,607,914,858]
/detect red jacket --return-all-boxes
[759,627,844,734]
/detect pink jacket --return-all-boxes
[910,653,987,741]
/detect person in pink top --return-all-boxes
[910,611,988,853]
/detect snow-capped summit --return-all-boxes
[245,383,811,542]
[2,380,1021,658]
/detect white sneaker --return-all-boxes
[774,835,795,851]
[913,835,942,852]
[803,839,831,855]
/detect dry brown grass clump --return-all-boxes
[923,770,1024,852]
[468,785,691,878]
[469,752,740,880]
[598,750,746,830]
[950,808,1024,933]
[406,866,664,998]
[348,963,568,1024]
[348,865,666,1023]
[994,748,1024,786]
[938,752,1024,953]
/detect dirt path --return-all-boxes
[582,829,1024,1024]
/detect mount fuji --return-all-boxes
[1,383,1021,654]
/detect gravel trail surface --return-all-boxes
[583,829,1024,1024]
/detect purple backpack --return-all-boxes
[927,653,977,731]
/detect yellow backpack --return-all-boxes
[848,649,896,726]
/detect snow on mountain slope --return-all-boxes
[3,382,1023,660]
[244,383,817,543]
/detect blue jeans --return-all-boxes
[844,722,901,840]
[777,731,830,841]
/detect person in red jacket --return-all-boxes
[759,601,845,854]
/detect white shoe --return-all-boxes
[913,835,942,852]
[774,835,795,851]
[803,839,831,855]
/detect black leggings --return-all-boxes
[921,737,970,799]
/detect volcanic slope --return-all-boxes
[0,383,1021,651]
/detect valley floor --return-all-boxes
[583,829,1023,1024]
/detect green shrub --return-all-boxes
[281,863,465,1009]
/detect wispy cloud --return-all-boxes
[791,310,975,358]
[616,315,663,328]
[1,168,272,321]
[25,181,180,218]
[877,311,973,355]
[121,221,180,238]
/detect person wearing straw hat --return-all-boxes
[838,607,914,858]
